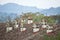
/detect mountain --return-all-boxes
[41,7,60,16]
[0,12,17,23]
[0,3,41,14]
[0,3,60,16]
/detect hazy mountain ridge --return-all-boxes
[41,7,60,16]
[0,3,41,14]
[0,3,60,15]
[0,12,17,22]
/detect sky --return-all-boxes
[0,0,60,9]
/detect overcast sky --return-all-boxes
[0,0,60,9]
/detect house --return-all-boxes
[41,19,47,29]
[32,23,39,33]
[27,16,33,24]
[20,18,27,32]
[20,14,33,24]
[6,27,13,32]
[14,20,19,29]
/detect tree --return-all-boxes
[44,16,56,24]
[20,12,45,22]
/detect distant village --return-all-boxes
[0,12,60,40]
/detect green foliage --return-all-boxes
[47,18,55,24]
[44,32,60,40]
[19,12,56,24]
[21,12,45,22]
[44,17,56,24]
